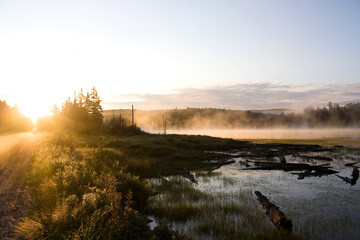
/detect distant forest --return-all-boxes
[104,102,360,129]
[0,100,32,133]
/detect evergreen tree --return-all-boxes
[89,87,103,128]
[41,87,104,134]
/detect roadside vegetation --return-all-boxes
[16,131,189,239]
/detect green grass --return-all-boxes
[19,131,355,239]
[73,133,341,178]
[75,134,254,177]
[17,132,190,240]
[147,175,305,240]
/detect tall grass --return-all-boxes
[147,175,305,240]
[16,132,187,240]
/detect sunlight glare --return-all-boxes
[18,98,52,123]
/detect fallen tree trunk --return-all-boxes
[156,173,169,183]
[296,155,333,161]
[243,162,338,178]
[212,160,236,170]
[184,167,198,184]
[337,167,359,186]
[345,161,360,167]
[255,191,292,231]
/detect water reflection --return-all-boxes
[211,149,360,239]
[149,147,360,239]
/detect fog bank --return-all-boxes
[147,128,360,140]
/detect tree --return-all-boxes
[89,87,103,128]
[38,88,104,134]
[0,100,33,133]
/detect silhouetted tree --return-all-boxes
[37,87,103,134]
[89,87,103,129]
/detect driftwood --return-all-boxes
[184,167,198,184]
[212,160,236,170]
[293,153,333,161]
[265,151,287,163]
[278,152,286,163]
[255,191,292,231]
[156,173,169,183]
[292,170,328,180]
[345,161,360,167]
[337,167,359,186]
[266,150,334,164]
[249,162,336,173]
[243,162,338,179]
[303,155,332,161]
[239,161,250,167]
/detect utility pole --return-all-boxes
[132,105,134,126]
[163,115,166,135]
[112,109,115,124]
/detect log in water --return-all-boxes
[255,191,292,231]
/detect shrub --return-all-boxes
[18,132,159,239]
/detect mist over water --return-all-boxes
[147,128,360,139]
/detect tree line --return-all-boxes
[0,100,32,133]
[104,102,360,130]
[37,87,103,134]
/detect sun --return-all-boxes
[18,99,52,123]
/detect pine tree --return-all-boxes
[89,87,103,128]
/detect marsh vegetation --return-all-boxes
[1,91,359,239]
[146,143,360,240]
[12,129,359,239]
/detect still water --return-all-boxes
[148,147,360,240]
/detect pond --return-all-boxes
[147,146,360,240]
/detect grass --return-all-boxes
[17,132,189,240]
[73,133,341,178]
[75,134,254,177]
[16,130,358,239]
[146,175,305,240]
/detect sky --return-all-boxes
[0,0,359,120]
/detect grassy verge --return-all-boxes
[16,132,187,240]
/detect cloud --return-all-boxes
[103,82,360,110]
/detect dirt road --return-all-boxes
[0,132,37,239]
